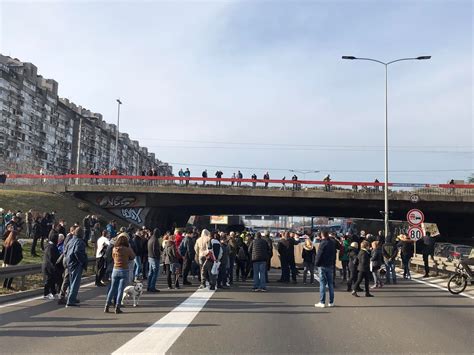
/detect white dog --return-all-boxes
[121,282,143,307]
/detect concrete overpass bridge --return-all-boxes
[3,175,473,237]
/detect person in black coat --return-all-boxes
[42,233,60,298]
[30,217,42,257]
[248,232,271,291]
[352,240,374,297]
[346,242,361,292]
[399,237,414,279]
[2,231,23,290]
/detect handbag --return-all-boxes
[211,261,220,275]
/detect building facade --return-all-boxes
[0,54,172,176]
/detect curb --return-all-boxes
[0,275,95,305]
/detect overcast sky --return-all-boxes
[1,0,472,183]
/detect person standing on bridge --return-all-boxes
[104,233,136,314]
[215,170,223,186]
[184,168,191,186]
[314,231,336,308]
[64,227,88,307]
[237,171,243,187]
[202,170,208,186]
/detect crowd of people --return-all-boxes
[2,211,469,313]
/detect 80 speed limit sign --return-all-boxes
[408,226,424,241]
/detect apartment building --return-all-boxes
[0,54,172,176]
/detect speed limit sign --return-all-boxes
[408,226,424,241]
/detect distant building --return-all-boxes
[0,54,172,176]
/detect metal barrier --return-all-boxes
[0,257,96,290]
[3,174,474,196]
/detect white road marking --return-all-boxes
[112,288,215,355]
[0,282,96,309]
[396,272,474,300]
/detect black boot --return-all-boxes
[115,306,123,314]
[104,305,110,313]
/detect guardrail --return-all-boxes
[0,257,96,289]
[397,254,457,275]
[2,174,473,196]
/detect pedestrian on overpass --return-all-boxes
[314,231,336,308]
[64,227,88,307]
[351,240,374,298]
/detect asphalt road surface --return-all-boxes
[0,271,472,354]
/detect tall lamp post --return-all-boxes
[114,98,122,169]
[342,55,431,239]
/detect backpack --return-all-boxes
[179,238,187,257]
[237,246,247,261]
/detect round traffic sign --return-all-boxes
[408,226,424,241]
[407,209,424,226]
[410,194,420,204]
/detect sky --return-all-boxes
[1,0,472,184]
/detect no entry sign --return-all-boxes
[407,209,424,226]
[408,226,424,241]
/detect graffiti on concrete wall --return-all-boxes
[121,208,144,224]
[97,195,137,208]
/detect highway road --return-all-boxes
[0,271,472,354]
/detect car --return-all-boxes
[434,242,452,257]
[446,244,472,262]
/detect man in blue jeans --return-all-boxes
[147,228,161,292]
[382,236,398,284]
[248,232,271,292]
[314,231,336,308]
[64,227,88,307]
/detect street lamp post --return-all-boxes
[114,99,122,169]
[342,55,431,240]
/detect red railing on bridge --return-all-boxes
[2,173,473,190]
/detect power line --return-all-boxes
[147,145,472,154]
[137,137,472,149]
[168,162,472,173]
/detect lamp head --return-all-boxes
[342,56,356,60]
[416,56,431,60]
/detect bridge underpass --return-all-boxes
[71,185,474,238]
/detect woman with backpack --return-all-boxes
[235,237,248,282]
[163,237,180,289]
[1,230,23,290]
[301,238,316,284]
